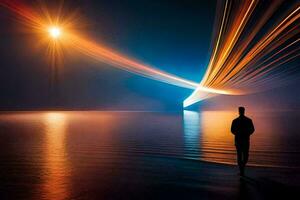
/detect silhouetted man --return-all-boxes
[231,107,255,176]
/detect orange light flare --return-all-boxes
[0,0,81,81]
[0,1,57,55]
[48,26,61,39]
[0,0,206,91]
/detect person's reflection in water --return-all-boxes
[231,107,255,176]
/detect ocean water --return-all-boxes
[0,111,299,199]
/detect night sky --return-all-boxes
[0,0,299,111]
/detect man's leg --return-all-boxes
[236,146,244,175]
[243,142,250,166]
[239,142,249,176]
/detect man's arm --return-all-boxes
[231,120,237,135]
[249,119,255,135]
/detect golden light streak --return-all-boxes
[205,0,257,85]
[184,1,300,107]
[1,0,299,106]
[0,0,234,95]
[199,0,229,86]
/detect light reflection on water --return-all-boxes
[183,111,200,158]
[0,111,300,199]
[42,113,69,200]
[183,110,237,165]
[183,110,300,167]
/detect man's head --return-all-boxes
[239,107,245,116]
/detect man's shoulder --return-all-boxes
[233,116,252,122]
[232,117,239,122]
[244,116,253,121]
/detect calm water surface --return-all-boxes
[0,111,299,199]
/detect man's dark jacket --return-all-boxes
[231,116,255,146]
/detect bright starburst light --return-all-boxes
[48,26,61,39]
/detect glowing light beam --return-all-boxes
[0,0,233,95]
[1,0,299,107]
[184,0,300,107]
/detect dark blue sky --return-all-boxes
[0,0,217,110]
[0,0,299,111]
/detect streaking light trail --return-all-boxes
[67,33,234,93]
[0,0,231,95]
[1,0,299,106]
[184,0,300,107]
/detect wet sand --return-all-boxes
[1,155,299,200]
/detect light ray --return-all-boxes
[1,0,299,106]
[184,1,300,107]
[0,0,232,94]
